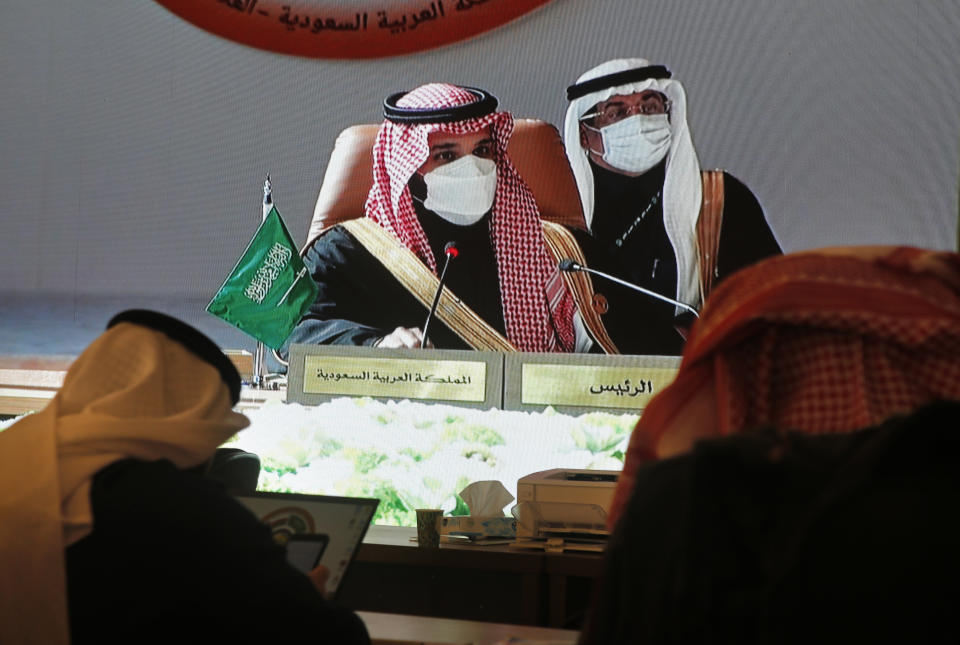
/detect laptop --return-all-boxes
[232,490,379,598]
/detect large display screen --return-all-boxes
[2,2,959,525]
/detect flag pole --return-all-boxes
[252,174,272,389]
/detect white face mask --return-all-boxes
[588,113,671,174]
[421,155,497,226]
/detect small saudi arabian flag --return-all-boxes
[207,206,317,350]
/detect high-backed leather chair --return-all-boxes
[304,118,585,245]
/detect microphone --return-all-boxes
[557,258,578,272]
[422,242,459,348]
[558,258,699,318]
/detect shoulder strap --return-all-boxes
[541,221,620,354]
[340,219,518,352]
[696,170,725,302]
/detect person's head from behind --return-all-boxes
[607,246,960,527]
[66,310,243,427]
[88,313,256,487]
[0,309,248,644]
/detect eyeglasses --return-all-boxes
[580,95,671,125]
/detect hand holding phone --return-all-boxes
[306,563,330,597]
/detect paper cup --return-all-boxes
[415,508,443,548]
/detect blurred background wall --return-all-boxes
[1,1,958,327]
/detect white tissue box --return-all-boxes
[441,515,516,539]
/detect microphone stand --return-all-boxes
[252,175,272,388]
[422,242,459,348]
[559,259,699,318]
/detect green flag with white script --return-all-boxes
[207,206,317,350]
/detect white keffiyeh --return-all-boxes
[0,319,248,645]
[564,58,704,309]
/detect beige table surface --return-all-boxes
[0,363,284,416]
[359,610,578,645]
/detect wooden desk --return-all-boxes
[359,611,578,645]
[542,552,603,629]
[0,357,71,417]
[343,526,544,626]
[341,526,602,630]
[0,362,284,417]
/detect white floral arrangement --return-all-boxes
[0,400,638,527]
[227,397,637,526]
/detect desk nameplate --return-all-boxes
[504,353,680,414]
[287,345,502,408]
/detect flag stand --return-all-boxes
[251,175,272,389]
[208,174,317,390]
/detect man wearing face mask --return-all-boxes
[284,83,615,354]
[564,58,782,355]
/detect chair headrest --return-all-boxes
[306,119,586,245]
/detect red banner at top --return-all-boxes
[154,0,557,59]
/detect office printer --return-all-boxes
[512,468,619,552]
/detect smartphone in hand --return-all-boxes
[284,534,329,574]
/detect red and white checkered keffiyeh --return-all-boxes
[364,83,575,352]
[608,245,960,528]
